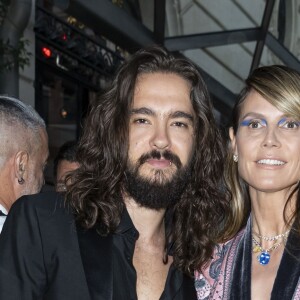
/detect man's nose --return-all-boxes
[149,124,171,150]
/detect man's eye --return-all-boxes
[172,122,187,128]
[134,118,149,124]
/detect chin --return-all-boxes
[250,183,289,193]
[139,170,175,184]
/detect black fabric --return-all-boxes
[229,219,252,300]
[0,192,90,300]
[271,229,300,300]
[0,191,197,300]
[229,218,300,300]
[0,210,6,216]
[112,208,139,300]
[77,226,113,300]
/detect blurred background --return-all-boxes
[0,0,299,185]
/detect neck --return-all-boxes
[0,173,16,212]
[124,197,166,244]
[250,187,297,236]
[0,189,14,212]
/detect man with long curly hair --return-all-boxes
[0,46,228,299]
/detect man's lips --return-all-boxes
[146,159,172,168]
[138,150,182,169]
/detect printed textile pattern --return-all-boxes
[194,230,245,300]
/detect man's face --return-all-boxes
[23,129,49,195]
[125,72,196,209]
[56,160,79,192]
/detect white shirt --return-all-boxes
[0,203,8,233]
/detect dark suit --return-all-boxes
[0,192,197,300]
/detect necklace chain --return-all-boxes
[253,229,290,241]
[252,237,282,253]
[252,229,290,266]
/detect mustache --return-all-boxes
[138,150,182,169]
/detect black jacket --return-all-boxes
[0,192,197,300]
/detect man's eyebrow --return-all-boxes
[130,107,194,123]
[171,111,194,122]
[130,107,154,116]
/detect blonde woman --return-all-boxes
[195,65,300,300]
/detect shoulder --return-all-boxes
[194,230,246,299]
[12,191,68,213]
[3,191,76,245]
[8,191,73,225]
[194,241,232,299]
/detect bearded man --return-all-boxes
[0,46,227,300]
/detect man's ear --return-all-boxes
[14,151,29,183]
[229,127,238,155]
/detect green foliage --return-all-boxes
[0,0,32,71]
[0,0,10,24]
[0,39,32,71]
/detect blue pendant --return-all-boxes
[257,252,270,265]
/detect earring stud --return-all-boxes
[233,154,238,162]
[18,177,25,185]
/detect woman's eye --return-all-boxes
[248,120,263,129]
[282,120,300,129]
[240,118,265,129]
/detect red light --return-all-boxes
[62,34,67,41]
[42,47,52,58]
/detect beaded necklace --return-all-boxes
[252,230,290,265]
[253,230,290,241]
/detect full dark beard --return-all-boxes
[123,150,192,210]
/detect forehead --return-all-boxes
[239,90,283,119]
[133,72,194,113]
[57,160,78,173]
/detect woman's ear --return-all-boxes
[229,127,238,155]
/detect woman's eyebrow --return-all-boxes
[240,112,265,120]
[239,113,267,126]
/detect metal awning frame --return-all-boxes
[55,0,300,121]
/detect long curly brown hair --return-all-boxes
[66,45,229,276]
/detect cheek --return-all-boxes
[236,140,254,177]
[172,134,194,164]
[236,135,256,157]
[128,136,147,162]
[129,126,149,146]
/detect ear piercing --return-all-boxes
[233,154,238,162]
[18,178,25,185]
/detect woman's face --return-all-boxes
[230,90,300,194]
